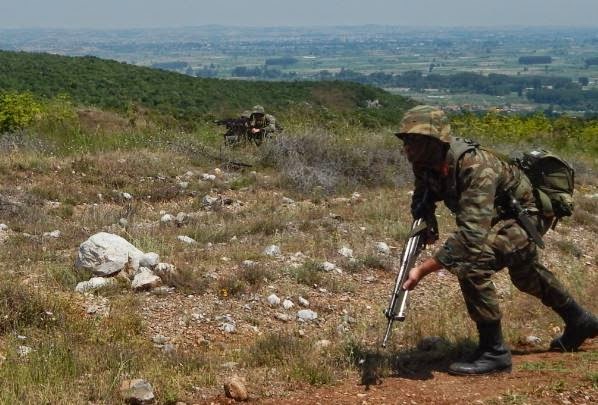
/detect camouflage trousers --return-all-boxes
[456,217,571,323]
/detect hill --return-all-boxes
[0,50,414,126]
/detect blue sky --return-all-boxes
[1,0,597,29]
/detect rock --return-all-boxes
[75,232,144,273]
[153,263,175,277]
[201,195,219,207]
[151,335,168,345]
[320,261,336,272]
[184,170,194,178]
[267,294,281,306]
[75,277,116,293]
[298,297,310,307]
[375,242,390,255]
[263,245,281,257]
[175,212,189,226]
[162,343,176,354]
[224,376,248,402]
[315,339,332,350]
[17,345,32,357]
[0,224,9,231]
[178,181,189,189]
[351,192,362,201]
[297,309,318,321]
[93,261,125,277]
[160,213,175,224]
[275,313,292,322]
[214,168,223,176]
[282,299,294,310]
[120,379,155,404]
[43,230,61,238]
[177,235,197,244]
[338,246,353,258]
[241,260,258,269]
[118,218,129,227]
[221,322,236,333]
[282,197,295,204]
[121,192,133,200]
[525,335,542,346]
[132,268,162,291]
[201,173,216,181]
[140,252,160,269]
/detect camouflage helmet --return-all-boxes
[240,110,252,119]
[252,105,265,115]
[396,105,451,143]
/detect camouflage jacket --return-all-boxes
[250,114,277,133]
[411,137,537,273]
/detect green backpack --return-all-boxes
[511,149,575,227]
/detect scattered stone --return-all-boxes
[151,335,168,345]
[224,375,248,402]
[177,235,197,244]
[162,343,176,355]
[85,295,110,317]
[132,268,162,291]
[93,261,125,277]
[315,339,332,350]
[275,313,292,322]
[338,246,353,258]
[375,242,390,255]
[160,213,175,224]
[282,299,294,310]
[351,192,362,201]
[118,218,129,228]
[17,345,32,357]
[120,379,155,404]
[0,224,8,231]
[282,196,295,204]
[263,245,281,257]
[140,252,160,269]
[75,232,144,272]
[178,181,189,189]
[320,261,336,272]
[297,309,318,321]
[120,192,133,200]
[267,294,281,306]
[221,322,236,334]
[298,297,310,307]
[43,230,61,238]
[201,173,216,181]
[184,170,194,178]
[241,260,258,269]
[175,212,189,226]
[221,361,239,370]
[75,277,116,293]
[587,193,598,199]
[153,263,175,277]
[201,194,219,207]
[525,335,542,346]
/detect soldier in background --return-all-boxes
[248,105,280,144]
[397,105,598,376]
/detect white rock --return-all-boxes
[160,213,175,224]
[263,245,281,257]
[297,309,318,321]
[241,260,258,269]
[282,196,295,204]
[320,261,336,272]
[152,335,168,344]
[178,181,189,189]
[43,230,61,238]
[184,170,194,178]
[75,277,116,293]
[0,224,8,231]
[175,212,189,225]
[338,246,353,258]
[315,339,332,350]
[298,297,310,307]
[267,294,281,306]
[525,335,542,346]
[118,218,128,227]
[213,168,222,176]
[121,192,133,200]
[177,235,197,244]
[17,345,32,357]
[275,313,292,322]
[221,322,236,333]
[201,173,216,181]
[282,299,294,310]
[120,379,155,405]
[75,232,144,272]
[93,261,125,277]
[154,262,175,276]
[140,252,160,269]
[375,242,390,255]
[132,268,162,291]
[351,192,362,201]
[201,195,219,206]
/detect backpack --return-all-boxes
[511,149,575,226]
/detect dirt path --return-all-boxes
[205,342,597,404]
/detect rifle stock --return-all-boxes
[382,218,427,347]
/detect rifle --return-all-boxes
[382,217,428,348]
[214,118,250,145]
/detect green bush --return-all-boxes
[0,91,42,133]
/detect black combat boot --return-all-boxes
[550,300,598,352]
[449,321,512,376]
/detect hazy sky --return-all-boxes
[2,0,597,29]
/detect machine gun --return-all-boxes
[214,118,249,145]
[381,217,428,347]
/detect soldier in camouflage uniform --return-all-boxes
[398,105,598,375]
[248,105,279,144]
